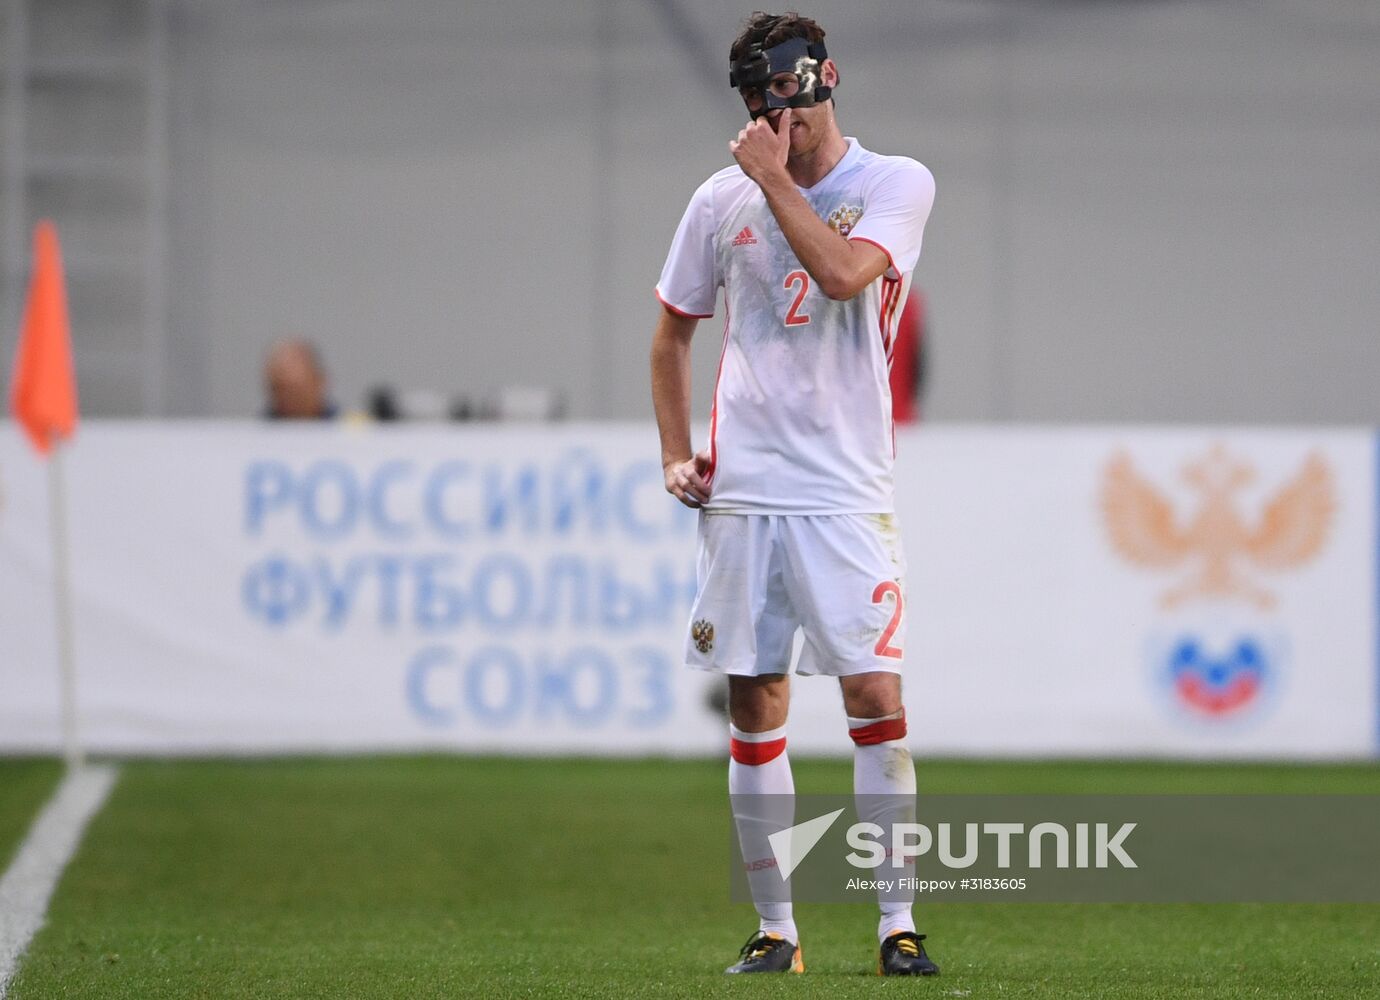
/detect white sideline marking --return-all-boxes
[0,765,119,998]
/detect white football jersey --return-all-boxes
[656,138,935,514]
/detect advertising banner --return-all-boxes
[896,427,1376,758]
[1,423,1373,757]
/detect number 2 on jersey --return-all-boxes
[783,270,811,327]
[871,581,903,659]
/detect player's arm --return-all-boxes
[730,110,889,300]
[650,305,711,508]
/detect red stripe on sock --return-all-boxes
[849,712,908,746]
[730,736,787,765]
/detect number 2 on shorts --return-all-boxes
[871,581,903,659]
[783,270,811,327]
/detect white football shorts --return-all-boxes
[684,512,908,677]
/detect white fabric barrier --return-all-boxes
[1,422,1374,758]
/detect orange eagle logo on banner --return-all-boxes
[1101,445,1334,609]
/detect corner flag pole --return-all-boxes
[48,444,82,767]
[9,220,84,768]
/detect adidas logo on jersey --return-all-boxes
[731,226,758,246]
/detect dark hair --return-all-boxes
[729,11,827,63]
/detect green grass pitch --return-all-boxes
[2,757,1379,998]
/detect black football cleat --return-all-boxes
[879,930,939,976]
[725,931,804,974]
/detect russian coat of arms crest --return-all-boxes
[691,618,715,653]
[826,204,863,237]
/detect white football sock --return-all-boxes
[849,708,917,942]
[728,722,798,944]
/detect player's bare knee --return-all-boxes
[839,672,902,719]
[728,674,790,731]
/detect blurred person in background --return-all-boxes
[650,10,937,978]
[262,338,337,420]
[889,288,927,423]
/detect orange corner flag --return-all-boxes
[9,220,78,455]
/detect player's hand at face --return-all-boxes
[730,109,792,186]
[664,449,712,509]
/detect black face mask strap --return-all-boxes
[804,41,832,103]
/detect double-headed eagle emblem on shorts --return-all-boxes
[1101,445,1334,609]
[691,618,715,653]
